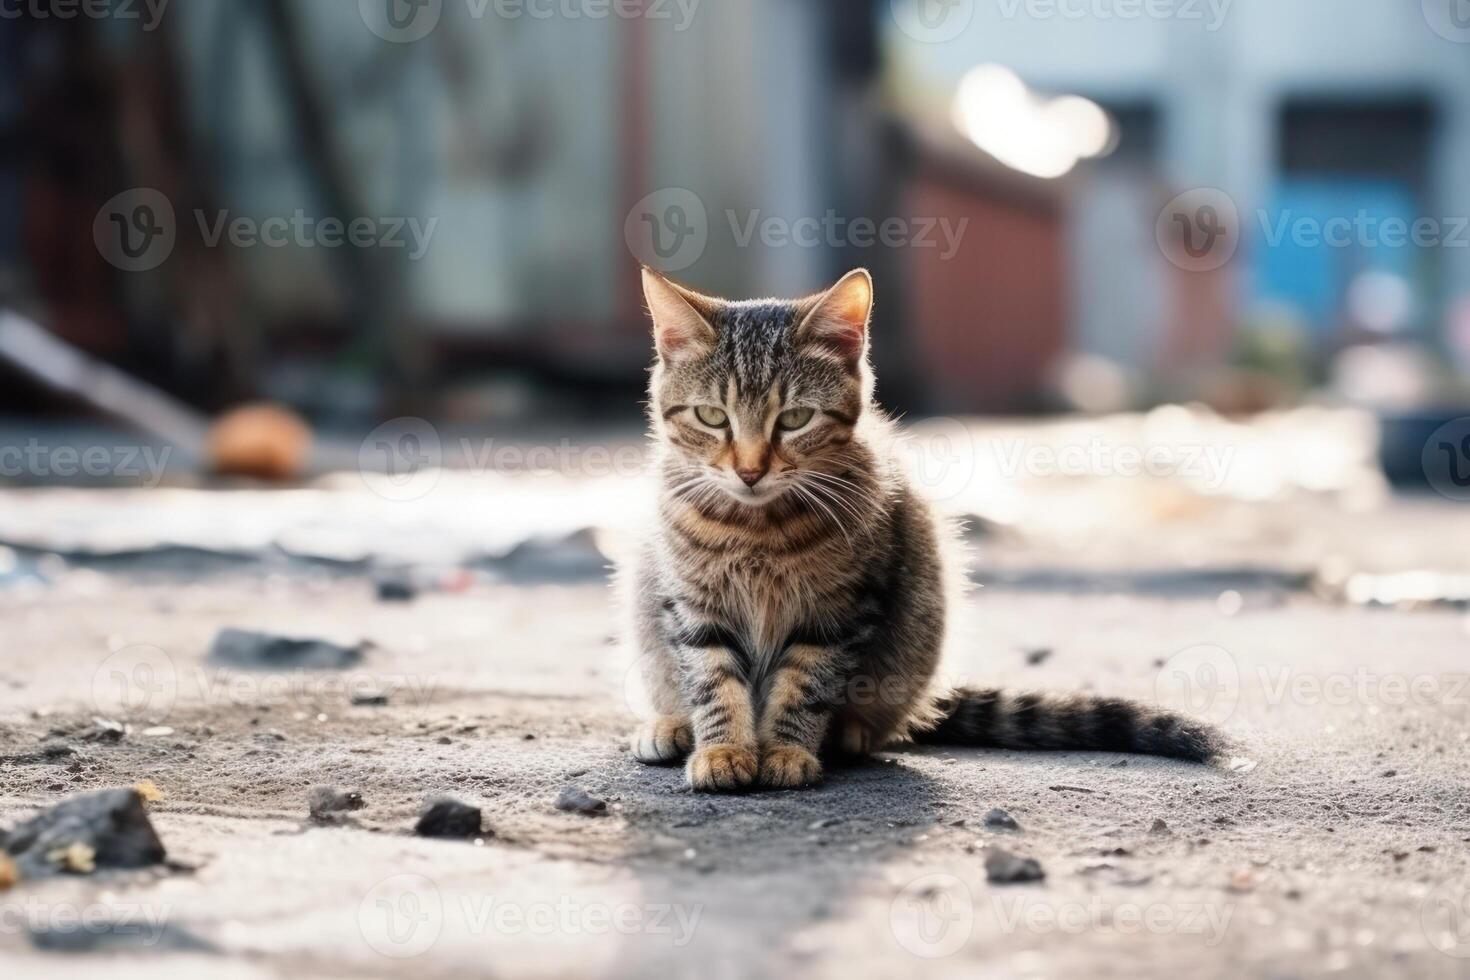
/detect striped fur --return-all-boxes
[916,688,1225,762]
[628,268,1225,792]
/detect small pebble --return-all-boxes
[983,808,1020,831]
[374,576,417,602]
[555,786,608,816]
[308,786,365,822]
[415,796,485,839]
[985,847,1045,884]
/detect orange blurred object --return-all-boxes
[207,404,313,481]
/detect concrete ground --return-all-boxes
[1,410,1468,979]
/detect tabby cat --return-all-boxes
[629,267,1224,792]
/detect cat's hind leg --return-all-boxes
[632,715,693,764]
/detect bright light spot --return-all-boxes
[1346,270,1414,334]
[1045,96,1112,157]
[951,65,1115,180]
[1331,343,1434,410]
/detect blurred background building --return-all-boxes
[2,0,1468,431]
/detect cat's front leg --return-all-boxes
[683,644,759,792]
[757,643,845,789]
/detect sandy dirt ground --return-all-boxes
[1,413,1469,979]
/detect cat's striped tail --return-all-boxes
[914,687,1225,763]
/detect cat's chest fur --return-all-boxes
[675,542,855,659]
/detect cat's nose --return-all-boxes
[737,466,767,488]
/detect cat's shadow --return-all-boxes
[604,750,948,977]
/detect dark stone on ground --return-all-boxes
[554,786,608,816]
[415,796,484,839]
[83,719,125,743]
[373,574,417,602]
[985,847,1045,884]
[2,788,166,878]
[983,808,1021,831]
[489,528,609,583]
[28,921,215,953]
[210,628,367,671]
[308,786,366,822]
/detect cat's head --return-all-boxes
[643,267,875,507]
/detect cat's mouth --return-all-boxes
[720,479,787,506]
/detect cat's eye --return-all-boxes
[778,407,816,431]
[694,405,728,428]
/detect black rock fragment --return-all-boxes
[29,920,214,954]
[985,847,1045,884]
[3,788,166,878]
[308,786,366,822]
[983,808,1021,831]
[209,628,367,671]
[554,786,607,816]
[415,796,484,839]
[373,573,417,602]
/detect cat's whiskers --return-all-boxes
[796,473,867,528]
[787,482,852,549]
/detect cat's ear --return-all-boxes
[642,268,717,359]
[795,268,872,365]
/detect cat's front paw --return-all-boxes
[686,744,758,792]
[631,716,693,765]
[759,745,822,789]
